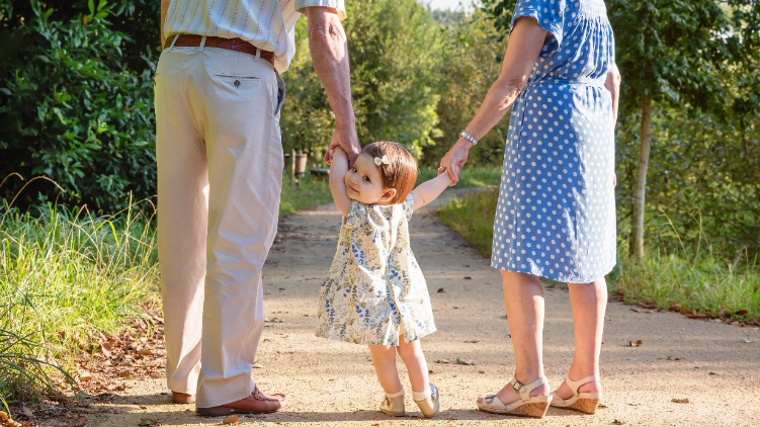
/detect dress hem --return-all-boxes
[489,260,617,284]
[314,328,436,347]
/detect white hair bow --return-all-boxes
[374,155,390,166]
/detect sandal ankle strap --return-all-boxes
[510,376,548,401]
[564,374,599,397]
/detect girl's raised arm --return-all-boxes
[329,147,352,216]
[411,172,453,212]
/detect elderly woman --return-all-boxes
[439,0,620,419]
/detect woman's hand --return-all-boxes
[439,139,472,185]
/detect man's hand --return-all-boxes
[439,139,471,185]
[325,126,360,166]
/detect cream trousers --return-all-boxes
[154,43,285,408]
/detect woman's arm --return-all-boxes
[411,173,453,212]
[439,17,548,184]
[605,63,621,125]
[329,147,352,216]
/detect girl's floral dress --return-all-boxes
[316,194,436,346]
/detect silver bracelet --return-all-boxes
[459,130,478,146]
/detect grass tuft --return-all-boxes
[0,196,160,406]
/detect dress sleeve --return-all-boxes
[510,0,565,49]
[402,193,415,221]
[345,201,369,229]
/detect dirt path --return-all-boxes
[93,195,760,426]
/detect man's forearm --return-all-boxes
[305,9,357,141]
[161,0,171,47]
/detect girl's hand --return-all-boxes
[325,127,360,166]
[439,139,471,185]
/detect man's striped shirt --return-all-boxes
[164,0,346,72]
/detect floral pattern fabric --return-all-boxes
[316,194,436,346]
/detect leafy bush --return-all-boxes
[281,0,443,158]
[0,0,157,212]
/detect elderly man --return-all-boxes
[155,0,360,416]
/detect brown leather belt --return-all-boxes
[167,35,275,65]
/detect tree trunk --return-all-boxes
[629,95,653,261]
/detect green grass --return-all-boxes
[0,197,159,406]
[279,173,333,216]
[610,252,760,321]
[416,165,501,188]
[436,187,499,257]
[436,187,760,322]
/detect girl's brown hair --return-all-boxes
[361,141,418,204]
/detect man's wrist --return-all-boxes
[335,116,356,131]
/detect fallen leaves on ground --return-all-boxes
[671,398,690,404]
[66,416,88,427]
[437,288,445,293]
[222,414,240,424]
[628,339,643,347]
[0,417,29,427]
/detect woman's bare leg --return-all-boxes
[478,270,549,404]
[554,278,607,397]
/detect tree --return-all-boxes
[609,0,760,260]
[281,0,444,158]
[424,8,506,165]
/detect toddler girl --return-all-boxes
[316,141,452,418]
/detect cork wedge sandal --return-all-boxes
[477,376,552,419]
[550,374,602,414]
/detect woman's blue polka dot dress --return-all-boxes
[491,0,617,283]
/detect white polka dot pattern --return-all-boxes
[491,0,617,283]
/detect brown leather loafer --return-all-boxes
[196,386,287,416]
[171,392,195,404]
